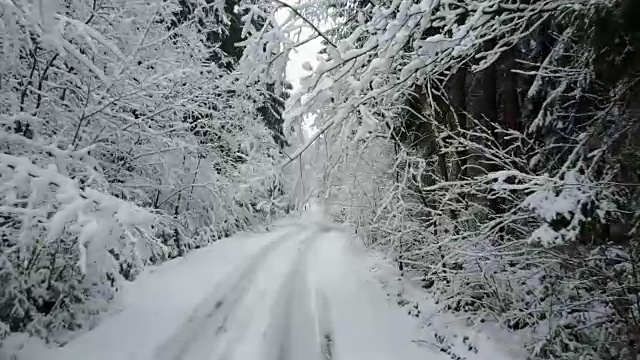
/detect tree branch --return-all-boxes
[272,0,337,49]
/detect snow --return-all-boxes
[308,233,445,360]
[54,228,285,359]
[351,246,530,360]
[14,216,526,360]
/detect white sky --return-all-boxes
[274,5,324,94]
[274,4,325,137]
[285,37,323,93]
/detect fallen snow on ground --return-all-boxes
[7,215,527,360]
[351,244,530,360]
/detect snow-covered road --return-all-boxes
[37,217,524,360]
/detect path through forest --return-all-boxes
[33,214,524,360]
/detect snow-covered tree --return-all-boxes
[0,0,289,343]
[246,0,640,357]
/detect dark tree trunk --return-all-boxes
[501,47,521,131]
[448,67,468,181]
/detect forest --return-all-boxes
[1,0,640,359]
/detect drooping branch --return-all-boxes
[272,0,337,49]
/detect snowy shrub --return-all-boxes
[0,152,156,340]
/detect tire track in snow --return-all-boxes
[153,228,304,360]
[264,234,321,360]
[310,232,337,360]
[315,289,334,360]
[265,229,339,360]
[210,233,313,360]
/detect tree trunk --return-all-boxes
[501,46,521,131]
[448,67,468,182]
